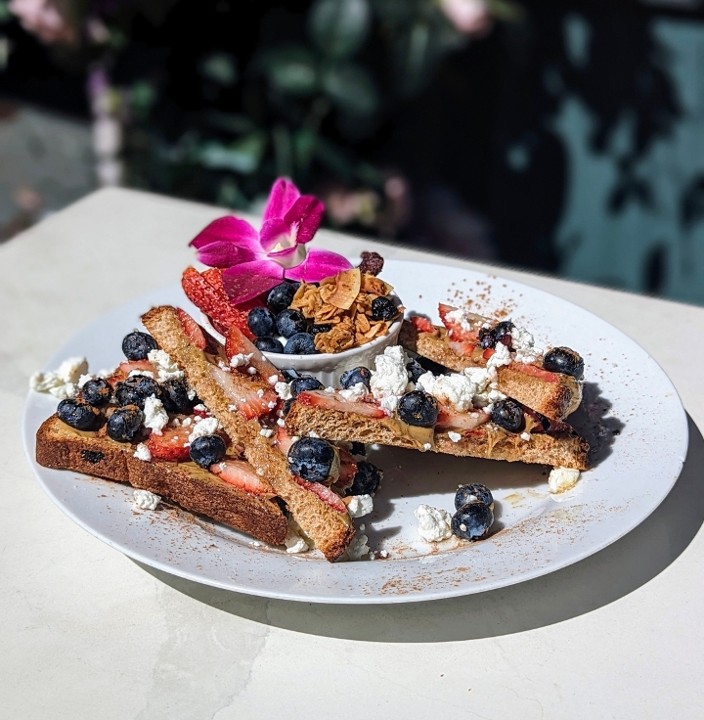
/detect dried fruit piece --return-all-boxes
[358,251,384,276]
[181,266,254,340]
[319,268,361,309]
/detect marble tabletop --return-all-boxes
[3,188,703,719]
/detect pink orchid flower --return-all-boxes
[190,178,352,304]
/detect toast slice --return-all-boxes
[400,307,583,421]
[141,305,356,561]
[36,415,289,546]
[282,339,589,470]
[285,390,588,470]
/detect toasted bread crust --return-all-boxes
[285,402,589,471]
[399,320,582,421]
[36,415,288,545]
[141,305,355,561]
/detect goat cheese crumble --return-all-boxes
[415,504,452,542]
[132,489,161,511]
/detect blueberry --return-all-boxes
[121,331,157,361]
[106,405,144,442]
[276,308,308,338]
[80,378,113,407]
[370,296,398,321]
[290,375,324,397]
[311,324,332,335]
[490,399,525,432]
[284,333,317,355]
[478,327,496,350]
[255,336,285,353]
[493,320,514,344]
[280,398,295,417]
[349,461,382,496]
[543,346,584,380]
[247,307,277,338]
[288,437,336,483]
[160,377,194,414]
[57,398,102,431]
[451,502,494,541]
[115,375,161,409]
[406,359,426,383]
[407,356,450,382]
[340,366,371,390]
[455,483,494,510]
[189,435,227,468]
[266,282,298,314]
[397,390,438,427]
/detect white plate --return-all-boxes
[22,260,688,604]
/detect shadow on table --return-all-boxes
[139,413,703,644]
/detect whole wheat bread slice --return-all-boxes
[285,392,589,470]
[399,320,582,421]
[36,415,289,546]
[141,305,356,561]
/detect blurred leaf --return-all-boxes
[0,1,11,22]
[129,81,156,119]
[216,178,249,209]
[259,45,318,96]
[388,16,463,98]
[293,127,318,173]
[486,0,525,22]
[314,136,358,183]
[202,111,256,136]
[199,133,267,175]
[309,0,370,59]
[272,124,294,178]
[200,53,238,86]
[321,63,379,117]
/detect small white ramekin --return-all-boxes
[201,311,403,388]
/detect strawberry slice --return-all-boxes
[106,360,156,385]
[409,314,437,334]
[203,268,264,312]
[291,475,347,513]
[208,364,277,420]
[511,362,560,383]
[202,267,227,292]
[225,324,284,383]
[435,404,491,432]
[274,425,295,455]
[296,390,388,419]
[176,308,209,350]
[210,459,276,496]
[145,424,192,462]
[437,303,486,344]
[181,266,254,340]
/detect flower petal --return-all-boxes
[285,248,353,283]
[189,217,263,267]
[269,243,308,269]
[262,178,301,223]
[190,216,261,252]
[284,195,324,244]
[222,260,284,304]
[259,218,292,253]
[195,241,259,268]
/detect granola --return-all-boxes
[290,267,402,353]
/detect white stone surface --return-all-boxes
[3,188,704,719]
